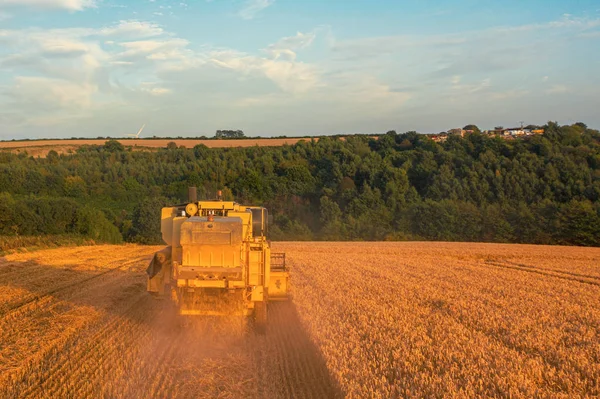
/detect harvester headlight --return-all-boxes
[186,203,198,216]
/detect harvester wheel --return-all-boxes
[254,301,267,334]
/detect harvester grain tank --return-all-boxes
[146,189,289,332]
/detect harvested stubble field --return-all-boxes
[0,138,310,149]
[0,138,311,157]
[0,245,338,399]
[0,242,598,398]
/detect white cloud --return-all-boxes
[9,76,96,110]
[211,31,321,93]
[38,37,90,56]
[238,0,274,20]
[1,13,598,136]
[578,30,600,38]
[451,77,491,94]
[492,15,600,34]
[0,20,204,129]
[119,39,186,53]
[116,38,191,63]
[208,48,320,94]
[0,27,108,126]
[230,74,411,133]
[265,31,316,60]
[0,28,107,81]
[0,0,96,11]
[137,82,172,96]
[546,84,569,94]
[99,20,165,39]
[147,87,171,95]
[332,34,466,59]
[327,75,411,113]
[260,59,319,93]
[332,15,600,80]
[490,90,530,100]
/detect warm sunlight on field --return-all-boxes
[281,242,600,398]
[1,242,598,398]
[0,245,338,399]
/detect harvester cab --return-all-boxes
[146,188,289,332]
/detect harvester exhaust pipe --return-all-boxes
[188,187,197,202]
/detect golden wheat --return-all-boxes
[0,244,336,399]
[279,242,600,398]
[2,242,596,398]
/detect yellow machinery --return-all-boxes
[146,188,288,332]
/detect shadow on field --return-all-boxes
[0,256,343,398]
[0,256,151,320]
[250,301,345,399]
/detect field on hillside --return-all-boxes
[0,242,598,398]
[0,138,310,157]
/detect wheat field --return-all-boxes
[284,242,600,398]
[0,242,598,398]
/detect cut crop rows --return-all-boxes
[0,245,339,399]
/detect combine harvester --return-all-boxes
[146,188,289,332]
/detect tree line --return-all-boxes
[0,121,598,247]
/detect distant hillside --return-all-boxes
[0,137,313,157]
[0,122,598,247]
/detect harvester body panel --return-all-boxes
[147,196,288,329]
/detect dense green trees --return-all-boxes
[0,192,121,243]
[0,122,598,246]
[215,130,245,139]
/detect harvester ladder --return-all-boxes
[249,246,265,286]
[257,249,265,285]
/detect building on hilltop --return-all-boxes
[428,126,544,142]
[429,132,449,142]
[487,127,544,138]
[448,128,466,137]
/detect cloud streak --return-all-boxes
[0,0,96,11]
[238,0,274,20]
[100,20,165,39]
[265,31,316,60]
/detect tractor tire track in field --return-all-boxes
[497,259,600,281]
[252,302,343,399]
[0,258,142,318]
[0,246,342,399]
[483,260,600,286]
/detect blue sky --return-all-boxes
[0,0,599,139]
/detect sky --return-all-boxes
[0,0,599,139]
